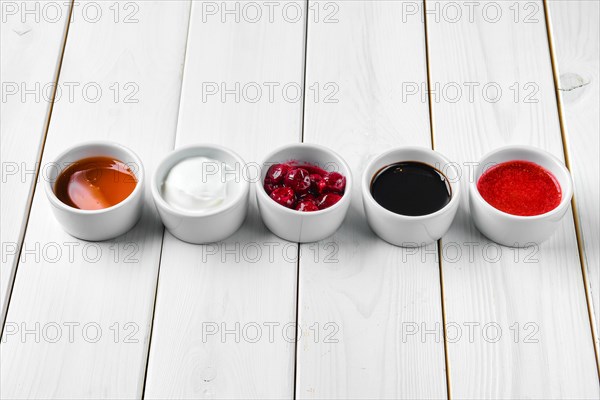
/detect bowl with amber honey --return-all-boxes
[44,142,145,241]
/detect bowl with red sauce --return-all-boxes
[469,145,573,247]
[256,143,352,242]
[45,142,145,241]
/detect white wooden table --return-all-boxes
[1,1,599,398]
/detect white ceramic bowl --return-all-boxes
[151,144,250,244]
[362,146,461,247]
[255,143,352,243]
[45,142,145,241]
[469,145,573,247]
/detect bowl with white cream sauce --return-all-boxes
[151,144,250,244]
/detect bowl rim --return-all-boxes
[151,143,250,218]
[469,144,573,221]
[361,146,461,221]
[255,142,353,216]
[44,141,145,215]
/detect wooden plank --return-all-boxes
[143,1,305,398]
[0,0,71,324]
[426,0,600,398]
[546,0,600,362]
[296,2,447,398]
[0,2,191,398]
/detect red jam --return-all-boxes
[264,162,346,212]
[477,160,561,216]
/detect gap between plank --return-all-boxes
[293,2,310,398]
[542,0,600,378]
[422,0,452,398]
[0,0,75,335]
[141,0,195,397]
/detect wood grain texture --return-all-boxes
[0,2,190,398]
[296,2,447,398]
[426,0,599,398]
[143,1,305,398]
[547,0,600,359]
[0,0,71,324]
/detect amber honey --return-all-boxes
[54,156,137,210]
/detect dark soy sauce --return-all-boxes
[370,161,452,216]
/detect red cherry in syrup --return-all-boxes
[304,164,328,176]
[284,168,311,195]
[324,172,346,194]
[316,193,343,210]
[264,161,346,212]
[309,174,327,195]
[299,192,316,201]
[270,187,296,208]
[266,163,289,184]
[295,199,319,212]
[264,180,281,195]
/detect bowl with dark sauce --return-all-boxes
[44,142,145,241]
[469,145,573,247]
[362,147,460,247]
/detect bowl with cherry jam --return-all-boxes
[470,145,573,247]
[256,143,352,243]
[45,142,144,241]
[362,147,461,247]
